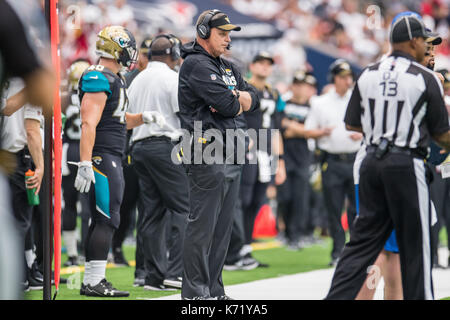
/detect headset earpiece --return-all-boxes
[196,9,221,40]
[148,34,181,61]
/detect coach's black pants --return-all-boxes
[132,138,189,287]
[326,153,434,300]
[321,155,356,260]
[182,163,241,299]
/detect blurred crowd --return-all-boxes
[59,0,450,93]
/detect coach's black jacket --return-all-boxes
[178,40,259,134]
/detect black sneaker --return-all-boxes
[22,280,30,292]
[133,277,145,287]
[223,257,259,271]
[163,278,182,289]
[143,283,177,291]
[113,248,129,267]
[27,265,43,290]
[243,253,269,268]
[30,261,44,283]
[182,296,215,300]
[63,256,79,267]
[216,294,234,300]
[85,279,130,297]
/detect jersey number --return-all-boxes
[112,88,128,124]
[87,65,105,72]
[260,99,275,129]
[379,71,398,97]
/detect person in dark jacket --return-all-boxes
[178,9,259,300]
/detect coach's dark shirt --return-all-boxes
[178,41,259,134]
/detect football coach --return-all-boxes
[178,9,259,300]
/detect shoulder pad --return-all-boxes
[81,70,112,95]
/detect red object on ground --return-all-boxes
[341,211,348,232]
[253,204,278,239]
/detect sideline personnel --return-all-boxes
[304,59,362,266]
[128,33,189,291]
[178,9,259,300]
[326,14,450,300]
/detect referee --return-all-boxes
[326,14,450,300]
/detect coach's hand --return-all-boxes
[73,161,96,193]
[142,111,166,128]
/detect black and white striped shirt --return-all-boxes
[344,51,449,156]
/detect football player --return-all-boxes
[74,26,162,297]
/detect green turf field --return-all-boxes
[25,228,450,300]
[25,237,333,300]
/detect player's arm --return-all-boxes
[25,117,43,194]
[125,112,144,129]
[79,92,106,162]
[282,119,308,138]
[23,68,55,118]
[272,129,286,185]
[2,88,27,116]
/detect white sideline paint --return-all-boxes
[151,248,450,300]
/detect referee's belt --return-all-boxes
[321,150,356,162]
[366,145,425,159]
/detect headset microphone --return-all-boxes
[226,43,232,50]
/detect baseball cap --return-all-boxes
[210,13,241,32]
[390,14,433,43]
[426,28,442,45]
[293,70,317,87]
[139,36,152,55]
[329,59,352,77]
[252,51,274,64]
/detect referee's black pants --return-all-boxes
[132,137,189,287]
[326,153,434,300]
[182,163,241,299]
[321,155,357,260]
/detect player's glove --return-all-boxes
[142,111,166,128]
[70,161,96,193]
